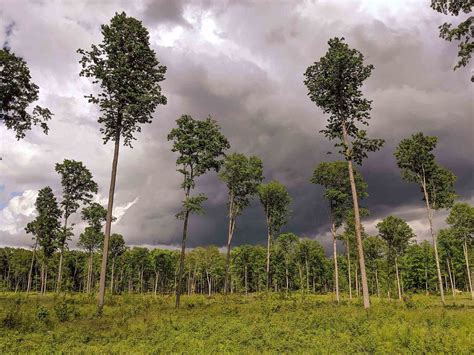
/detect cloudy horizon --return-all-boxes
[1,0,473,253]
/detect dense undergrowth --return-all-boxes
[0,292,472,353]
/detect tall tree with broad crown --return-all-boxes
[304,37,384,308]
[0,48,53,139]
[311,161,367,302]
[394,132,457,304]
[219,153,264,294]
[78,12,167,309]
[55,159,98,292]
[25,187,61,294]
[258,180,291,290]
[168,114,229,308]
[447,202,474,299]
[376,216,415,300]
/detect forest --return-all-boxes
[0,0,473,353]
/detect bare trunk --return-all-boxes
[285,264,289,295]
[175,208,190,308]
[446,258,455,298]
[331,223,340,303]
[56,216,69,293]
[224,196,236,295]
[463,240,473,300]
[346,237,352,300]
[421,178,445,305]
[98,132,121,310]
[110,260,115,294]
[305,257,310,292]
[244,265,248,295]
[375,268,380,298]
[355,263,359,297]
[154,271,159,296]
[266,215,272,291]
[342,124,370,309]
[395,256,402,300]
[27,240,38,293]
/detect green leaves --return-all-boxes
[258,181,291,236]
[447,202,474,242]
[377,216,415,257]
[0,48,53,139]
[168,114,230,217]
[78,12,167,146]
[219,153,264,217]
[55,159,98,220]
[394,132,457,210]
[25,187,62,258]
[311,161,367,227]
[304,37,383,164]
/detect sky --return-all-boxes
[0,0,473,253]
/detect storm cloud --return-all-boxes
[1,0,472,252]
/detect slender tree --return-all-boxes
[0,48,53,139]
[168,114,229,307]
[219,153,264,294]
[395,132,457,304]
[55,159,98,292]
[258,181,291,290]
[78,12,167,309]
[431,0,473,81]
[304,37,384,309]
[276,233,299,294]
[311,161,367,302]
[25,187,61,294]
[447,202,474,299]
[363,236,386,298]
[377,216,415,300]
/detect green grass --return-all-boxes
[0,292,473,353]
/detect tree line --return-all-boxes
[1,2,472,310]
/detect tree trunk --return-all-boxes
[56,215,69,293]
[451,258,456,292]
[421,178,445,305]
[266,215,272,291]
[346,237,352,300]
[395,256,402,300]
[154,271,159,296]
[27,240,38,293]
[331,223,340,303]
[342,124,370,309]
[446,258,455,298]
[98,132,121,310]
[375,268,380,298]
[87,252,93,293]
[224,197,236,295]
[355,263,359,297]
[175,208,190,308]
[463,240,474,300]
[285,264,289,295]
[305,256,310,292]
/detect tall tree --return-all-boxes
[304,37,384,309]
[363,236,386,297]
[78,12,167,309]
[168,114,229,307]
[25,187,61,294]
[377,216,415,300]
[79,203,107,293]
[258,180,291,290]
[431,0,473,81]
[311,161,367,302]
[447,202,474,299]
[394,132,457,304]
[0,48,53,139]
[55,159,98,292]
[219,153,264,294]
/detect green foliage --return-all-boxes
[304,37,384,164]
[0,48,53,139]
[25,187,62,259]
[54,299,79,322]
[311,161,367,227]
[0,293,472,353]
[395,132,457,210]
[109,234,126,260]
[447,202,474,243]
[220,153,264,217]
[36,305,49,322]
[78,12,167,146]
[258,181,291,236]
[377,216,415,257]
[431,0,474,81]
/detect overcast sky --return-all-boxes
[1,0,472,253]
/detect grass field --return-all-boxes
[0,292,473,353]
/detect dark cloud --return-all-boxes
[1,0,472,254]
